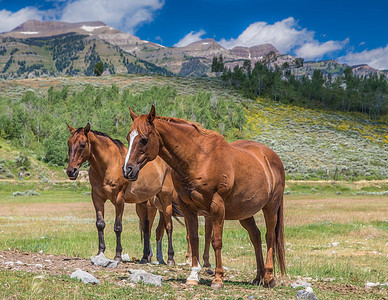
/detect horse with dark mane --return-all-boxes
[66,123,180,265]
[122,106,286,289]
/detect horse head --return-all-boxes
[122,105,160,181]
[66,123,91,180]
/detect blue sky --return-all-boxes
[1,0,387,69]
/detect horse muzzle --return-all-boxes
[122,165,139,181]
[66,167,79,180]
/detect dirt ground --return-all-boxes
[1,250,386,299]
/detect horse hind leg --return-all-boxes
[239,216,266,285]
[262,192,286,288]
[203,216,212,268]
[136,202,154,263]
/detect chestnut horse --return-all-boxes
[122,106,286,289]
[66,123,179,265]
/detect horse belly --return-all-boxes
[224,190,268,220]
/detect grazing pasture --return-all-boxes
[0,181,387,299]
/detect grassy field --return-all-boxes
[0,181,387,299]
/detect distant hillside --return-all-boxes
[0,21,172,79]
[1,20,385,79]
[0,75,386,181]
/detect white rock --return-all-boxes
[128,269,162,286]
[365,281,380,288]
[121,254,130,262]
[90,253,119,268]
[70,269,100,284]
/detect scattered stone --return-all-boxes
[331,242,339,247]
[90,253,119,268]
[365,281,380,289]
[128,269,162,287]
[34,264,43,268]
[121,254,130,262]
[70,269,100,285]
[223,266,229,271]
[297,287,318,299]
[248,296,256,299]
[322,277,335,282]
[15,260,24,265]
[291,280,311,289]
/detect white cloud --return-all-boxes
[339,45,388,70]
[173,30,206,47]
[0,0,164,34]
[60,0,164,34]
[218,17,347,60]
[295,39,349,60]
[0,8,48,32]
[218,17,314,53]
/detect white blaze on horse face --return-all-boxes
[187,261,201,282]
[124,130,138,170]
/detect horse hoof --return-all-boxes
[186,280,199,286]
[203,262,211,268]
[139,258,150,264]
[264,278,276,288]
[205,269,214,275]
[167,260,175,267]
[211,281,224,289]
[114,256,122,262]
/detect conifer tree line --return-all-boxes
[212,55,387,119]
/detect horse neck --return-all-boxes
[88,133,122,176]
[154,119,205,177]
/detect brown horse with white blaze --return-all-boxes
[66,123,179,265]
[123,106,286,289]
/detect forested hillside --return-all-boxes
[0,33,171,79]
[218,60,387,119]
[0,75,386,181]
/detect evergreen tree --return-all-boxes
[94,61,104,76]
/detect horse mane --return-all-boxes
[91,130,125,150]
[155,116,220,137]
[72,127,125,150]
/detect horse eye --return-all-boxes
[140,138,148,145]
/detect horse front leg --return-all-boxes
[184,218,192,265]
[155,211,167,265]
[136,202,154,263]
[210,193,225,289]
[92,191,106,255]
[113,199,125,261]
[178,197,200,285]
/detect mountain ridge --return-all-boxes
[0,20,385,79]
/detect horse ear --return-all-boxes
[147,105,156,123]
[129,106,138,121]
[84,123,91,134]
[67,123,75,134]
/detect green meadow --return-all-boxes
[0,181,387,299]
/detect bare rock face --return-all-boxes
[6,20,109,38]
[230,44,279,61]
